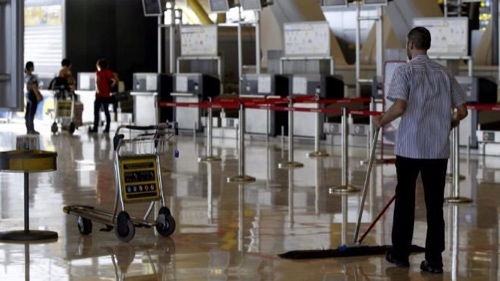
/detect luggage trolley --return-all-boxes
[49,77,79,135]
[63,123,178,242]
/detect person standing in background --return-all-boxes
[58,58,76,92]
[89,58,118,133]
[24,61,43,134]
[373,26,468,274]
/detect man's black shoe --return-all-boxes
[385,250,410,268]
[420,260,443,274]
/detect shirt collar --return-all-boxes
[411,54,429,61]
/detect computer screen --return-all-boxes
[142,0,162,17]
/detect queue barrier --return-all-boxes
[159,97,375,189]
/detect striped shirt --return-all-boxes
[387,55,467,159]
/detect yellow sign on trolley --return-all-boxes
[119,156,160,203]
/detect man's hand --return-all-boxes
[373,115,383,128]
[451,117,460,130]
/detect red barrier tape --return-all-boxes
[315,97,371,105]
[467,103,500,111]
[213,94,317,105]
[158,101,238,109]
[160,97,370,108]
[158,101,385,116]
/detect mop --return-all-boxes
[279,128,425,259]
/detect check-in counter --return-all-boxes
[240,74,289,136]
[131,73,158,126]
[289,74,345,138]
[171,73,221,131]
[75,72,97,125]
[455,76,498,147]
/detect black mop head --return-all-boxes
[278,244,425,260]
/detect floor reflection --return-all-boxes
[0,122,499,280]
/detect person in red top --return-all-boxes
[90,58,118,133]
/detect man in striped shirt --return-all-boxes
[373,26,468,274]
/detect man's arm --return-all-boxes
[374,99,407,128]
[32,82,43,101]
[451,104,468,129]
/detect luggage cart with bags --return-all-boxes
[63,122,179,242]
[49,77,81,135]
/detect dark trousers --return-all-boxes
[93,97,111,130]
[25,99,39,133]
[392,156,448,266]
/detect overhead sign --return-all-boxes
[320,0,349,6]
[364,0,388,5]
[283,21,331,57]
[142,0,162,17]
[413,17,469,57]
[180,25,218,57]
[240,0,265,11]
[209,0,235,13]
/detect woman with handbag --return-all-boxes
[24,61,43,134]
[90,58,118,133]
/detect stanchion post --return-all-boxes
[308,94,329,158]
[199,98,220,163]
[279,97,304,169]
[360,99,376,165]
[227,103,256,183]
[281,125,284,149]
[444,126,472,204]
[447,112,465,181]
[367,98,375,158]
[330,107,359,193]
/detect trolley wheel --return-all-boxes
[77,216,93,235]
[51,122,58,134]
[68,122,76,134]
[155,207,176,237]
[115,211,135,242]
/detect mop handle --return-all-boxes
[353,127,380,244]
[357,195,396,244]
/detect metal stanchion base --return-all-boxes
[0,230,58,242]
[444,197,473,204]
[329,185,360,194]
[278,161,304,169]
[307,151,330,158]
[227,175,256,183]
[198,156,221,163]
[446,174,466,181]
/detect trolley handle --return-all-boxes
[113,134,125,151]
[116,122,178,135]
[119,125,160,131]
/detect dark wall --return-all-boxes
[65,0,158,90]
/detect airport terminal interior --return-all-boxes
[2,0,500,280]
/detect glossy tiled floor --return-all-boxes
[0,120,499,281]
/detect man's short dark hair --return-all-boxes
[61,58,71,67]
[97,58,109,69]
[407,27,431,50]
